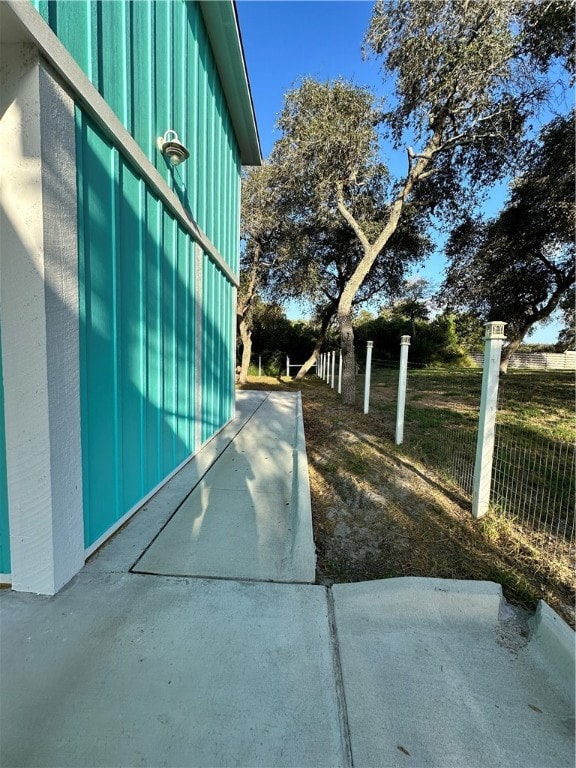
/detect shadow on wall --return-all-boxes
[77,110,234,549]
[0,100,234,557]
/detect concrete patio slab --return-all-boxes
[0,572,346,768]
[132,391,315,583]
[332,577,575,768]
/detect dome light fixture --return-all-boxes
[157,130,190,166]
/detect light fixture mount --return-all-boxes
[157,130,190,166]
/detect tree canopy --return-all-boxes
[238,0,572,393]
[237,164,283,382]
[441,110,575,371]
[364,0,572,216]
[263,79,431,376]
[265,0,571,402]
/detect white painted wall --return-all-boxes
[0,44,84,593]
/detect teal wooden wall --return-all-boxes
[27,0,240,548]
[0,324,10,573]
[31,0,241,271]
[28,0,242,549]
[201,257,234,444]
[77,112,207,547]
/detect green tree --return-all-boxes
[518,0,575,79]
[556,294,575,352]
[451,312,485,353]
[354,311,471,366]
[291,211,430,378]
[273,1,569,404]
[273,78,432,398]
[441,111,575,372]
[249,299,293,373]
[238,164,282,383]
[270,81,431,378]
[384,278,434,337]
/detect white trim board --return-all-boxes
[2,0,239,289]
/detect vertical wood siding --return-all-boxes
[201,255,234,444]
[30,0,242,549]
[31,0,241,271]
[0,325,10,573]
[77,112,204,548]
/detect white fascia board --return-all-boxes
[2,0,239,288]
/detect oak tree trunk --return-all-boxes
[339,308,356,405]
[238,315,252,384]
[333,165,424,405]
[295,305,337,379]
[295,341,321,379]
[499,337,521,375]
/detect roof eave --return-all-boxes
[198,0,262,166]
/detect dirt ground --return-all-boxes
[238,376,575,628]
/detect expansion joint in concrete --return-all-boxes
[128,571,316,588]
[326,586,354,767]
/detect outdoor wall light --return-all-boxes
[157,130,190,166]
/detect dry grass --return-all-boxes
[237,373,575,627]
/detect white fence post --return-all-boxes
[330,350,336,389]
[337,350,342,394]
[363,341,374,414]
[286,356,290,378]
[318,354,322,378]
[472,321,506,519]
[258,355,262,377]
[395,335,411,445]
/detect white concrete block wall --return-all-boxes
[0,44,84,593]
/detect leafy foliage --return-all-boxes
[363,0,572,215]
[518,0,575,79]
[556,293,575,351]
[441,111,575,356]
[354,311,472,367]
[274,78,387,217]
[239,1,571,397]
[248,300,334,374]
[239,163,282,305]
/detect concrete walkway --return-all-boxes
[132,392,315,582]
[1,391,574,768]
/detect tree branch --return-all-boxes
[535,249,574,281]
[335,181,372,252]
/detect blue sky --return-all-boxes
[236,0,562,343]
